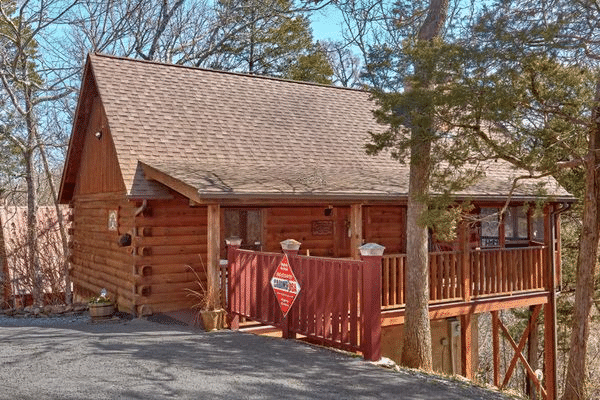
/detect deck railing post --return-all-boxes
[226,236,242,330]
[280,239,301,339]
[459,221,471,303]
[360,243,385,361]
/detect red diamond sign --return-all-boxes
[270,254,301,318]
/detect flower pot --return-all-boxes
[89,302,115,320]
[200,309,227,331]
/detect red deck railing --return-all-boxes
[227,246,383,360]
[382,246,548,309]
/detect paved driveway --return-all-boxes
[0,317,514,399]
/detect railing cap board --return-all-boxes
[359,243,385,257]
[280,239,301,251]
[225,236,242,246]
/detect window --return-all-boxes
[223,209,262,251]
[505,206,528,241]
[480,205,541,247]
[480,208,500,247]
[531,213,545,242]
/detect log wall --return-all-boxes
[264,206,351,257]
[70,192,136,312]
[133,195,208,315]
[363,206,406,253]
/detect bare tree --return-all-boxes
[321,40,362,87]
[0,0,78,306]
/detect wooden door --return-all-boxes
[333,207,351,258]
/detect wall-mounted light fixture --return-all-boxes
[324,205,333,216]
[95,131,102,140]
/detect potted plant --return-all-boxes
[186,264,227,331]
[88,288,115,319]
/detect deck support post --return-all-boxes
[527,305,540,400]
[350,204,363,260]
[491,310,500,387]
[226,237,242,330]
[460,313,473,378]
[359,243,384,361]
[207,204,221,309]
[459,221,473,379]
[543,206,557,400]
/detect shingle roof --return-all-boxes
[82,53,572,202]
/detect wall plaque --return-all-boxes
[311,220,334,236]
[108,209,118,231]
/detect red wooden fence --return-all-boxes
[227,244,382,360]
[382,246,548,309]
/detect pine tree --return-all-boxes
[213,0,333,82]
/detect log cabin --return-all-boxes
[59,53,573,397]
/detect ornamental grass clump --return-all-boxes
[185,264,219,311]
[88,288,112,304]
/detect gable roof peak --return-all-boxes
[89,52,364,93]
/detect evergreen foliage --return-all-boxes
[213,0,333,82]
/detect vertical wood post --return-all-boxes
[207,204,221,309]
[554,213,562,290]
[499,212,506,248]
[527,305,540,400]
[359,243,384,361]
[350,204,363,260]
[543,206,557,400]
[226,237,242,330]
[459,221,471,302]
[461,313,473,379]
[492,310,500,388]
[459,221,473,379]
[280,239,301,340]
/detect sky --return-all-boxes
[310,6,345,43]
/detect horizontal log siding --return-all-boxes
[265,206,348,257]
[70,193,135,312]
[363,206,406,254]
[133,197,208,314]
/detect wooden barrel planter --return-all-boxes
[89,302,115,320]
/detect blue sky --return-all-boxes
[310,6,345,42]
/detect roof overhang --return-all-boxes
[138,161,576,206]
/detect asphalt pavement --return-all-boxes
[0,316,516,399]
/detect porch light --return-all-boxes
[225,236,243,246]
[280,239,301,251]
[359,243,385,257]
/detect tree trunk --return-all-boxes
[561,76,600,400]
[24,85,42,307]
[24,148,41,307]
[400,0,448,371]
[401,135,433,369]
[34,130,71,304]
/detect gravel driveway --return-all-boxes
[0,315,516,400]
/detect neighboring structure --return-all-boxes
[0,206,69,307]
[59,53,573,398]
